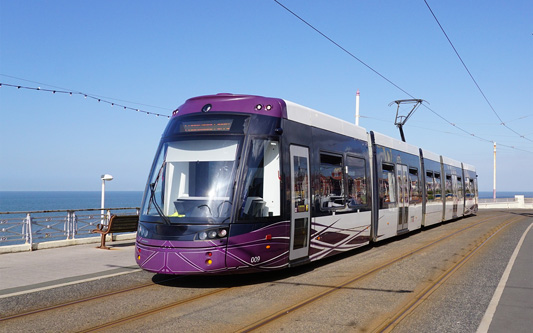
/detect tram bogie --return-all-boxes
[135,94,478,275]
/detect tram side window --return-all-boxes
[445,175,453,201]
[409,168,421,204]
[434,173,442,202]
[239,139,281,219]
[457,177,463,199]
[318,153,344,211]
[346,156,367,209]
[465,177,471,198]
[425,171,434,202]
[380,163,396,209]
[468,178,475,198]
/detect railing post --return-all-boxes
[66,210,76,240]
[25,213,33,250]
[65,211,71,240]
[72,211,77,239]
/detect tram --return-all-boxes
[135,94,478,275]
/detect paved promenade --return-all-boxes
[0,239,139,298]
[480,220,533,333]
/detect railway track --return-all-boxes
[372,216,519,333]
[0,211,522,332]
[237,212,521,332]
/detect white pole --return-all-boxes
[101,178,106,224]
[493,142,496,201]
[100,174,113,224]
[355,89,360,126]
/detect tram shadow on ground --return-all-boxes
[510,210,533,218]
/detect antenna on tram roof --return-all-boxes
[389,99,426,142]
[355,90,360,126]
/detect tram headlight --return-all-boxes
[196,228,228,241]
[137,223,149,238]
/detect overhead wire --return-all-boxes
[423,0,533,143]
[272,0,532,153]
[361,115,531,153]
[271,0,413,98]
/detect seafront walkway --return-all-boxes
[0,210,531,332]
[0,237,138,297]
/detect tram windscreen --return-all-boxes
[142,139,239,222]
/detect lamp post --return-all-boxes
[101,174,113,224]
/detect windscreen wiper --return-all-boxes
[149,182,171,225]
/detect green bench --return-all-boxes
[92,214,139,249]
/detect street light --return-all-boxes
[101,174,113,224]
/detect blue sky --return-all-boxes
[1,1,531,192]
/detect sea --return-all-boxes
[0,191,531,212]
[0,191,144,212]
[478,191,533,200]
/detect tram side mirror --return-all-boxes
[275,128,283,135]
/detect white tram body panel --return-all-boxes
[441,156,464,221]
[284,100,368,139]
[372,132,423,242]
[462,162,478,215]
[311,211,372,260]
[421,149,444,227]
[285,100,373,259]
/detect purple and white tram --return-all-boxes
[135,94,478,275]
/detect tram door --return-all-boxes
[452,174,458,217]
[397,164,409,231]
[289,145,311,261]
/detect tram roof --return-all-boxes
[173,94,287,118]
[441,155,462,168]
[462,162,476,172]
[421,148,441,163]
[173,94,368,140]
[372,131,420,156]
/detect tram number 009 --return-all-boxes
[250,256,261,264]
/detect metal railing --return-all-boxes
[478,198,516,203]
[0,207,139,247]
[478,197,533,204]
[478,195,533,209]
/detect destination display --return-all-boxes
[181,119,233,132]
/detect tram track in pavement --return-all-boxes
[0,263,276,331]
[0,269,250,331]
[77,212,512,332]
[0,274,185,321]
[371,214,523,333]
[236,212,521,332]
[0,211,516,332]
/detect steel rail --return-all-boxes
[373,215,524,332]
[236,213,513,332]
[78,288,231,332]
[0,275,182,321]
[75,213,507,332]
